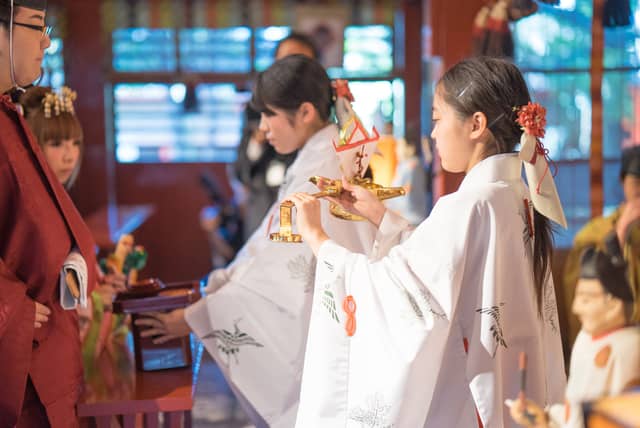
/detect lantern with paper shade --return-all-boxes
[269,80,406,243]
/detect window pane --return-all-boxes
[179,27,251,73]
[553,160,591,248]
[112,28,176,72]
[604,0,640,68]
[524,72,591,160]
[603,71,640,213]
[342,25,393,76]
[603,71,639,158]
[254,26,291,71]
[114,83,250,163]
[524,72,591,247]
[40,37,64,88]
[512,1,592,70]
[348,80,403,137]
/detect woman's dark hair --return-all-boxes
[251,54,332,123]
[439,56,553,316]
[0,1,11,30]
[275,31,319,60]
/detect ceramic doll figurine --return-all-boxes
[507,232,640,428]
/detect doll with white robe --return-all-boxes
[508,232,640,428]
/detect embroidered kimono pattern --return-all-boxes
[287,255,316,293]
[202,319,264,365]
[296,154,566,428]
[185,124,376,428]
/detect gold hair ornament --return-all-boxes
[42,86,77,119]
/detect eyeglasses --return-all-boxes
[0,19,52,38]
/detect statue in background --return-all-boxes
[507,232,640,428]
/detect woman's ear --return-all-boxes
[469,111,488,140]
[297,101,318,125]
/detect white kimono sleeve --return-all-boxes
[296,194,476,427]
[370,209,413,261]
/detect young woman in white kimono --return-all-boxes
[134,55,375,428]
[287,57,567,427]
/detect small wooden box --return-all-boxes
[113,279,200,372]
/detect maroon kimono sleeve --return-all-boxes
[0,257,34,338]
[0,258,35,425]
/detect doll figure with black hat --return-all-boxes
[508,232,640,428]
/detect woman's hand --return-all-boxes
[103,271,127,292]
[34,301,51,328]
[287,193,329,255]
[505,398,549,428]
[318,177,386,227]
[134,308,191,344]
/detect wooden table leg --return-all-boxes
[144,412,159,428]
[95,416,111,428]
[121,414,136,428]
[163,411,181,428]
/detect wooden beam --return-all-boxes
[590,0,605,218]
[403,0,423,144]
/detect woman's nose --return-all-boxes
[259,115,269,132]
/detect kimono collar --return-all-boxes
[459,153,521,190]
[0,94,15,110]
[291,123,339,167]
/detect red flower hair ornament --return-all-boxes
[516,101,568,229]
[516,102,547,139]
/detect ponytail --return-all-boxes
[533,210,554,315]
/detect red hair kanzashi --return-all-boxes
[516,102,547,139]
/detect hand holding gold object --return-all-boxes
[269,184,343,243]
[309,176,406,221]
[269,176,406,243]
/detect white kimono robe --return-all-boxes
[548,327,640,428]
[185,124,376,427]
[296,153,566,428]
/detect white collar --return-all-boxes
[289,123,339,168]
[458,153,521,191]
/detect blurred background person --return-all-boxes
[368,120,398,187]
[562,145,640,349]
[232,31,319,242]
[384,136,428,225]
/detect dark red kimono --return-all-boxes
[0,94,96,427]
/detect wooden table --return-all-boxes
[78,335,203,428]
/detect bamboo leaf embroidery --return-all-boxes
[544,282,559,334]
[476,302,508,357]
[322,285,340,323]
